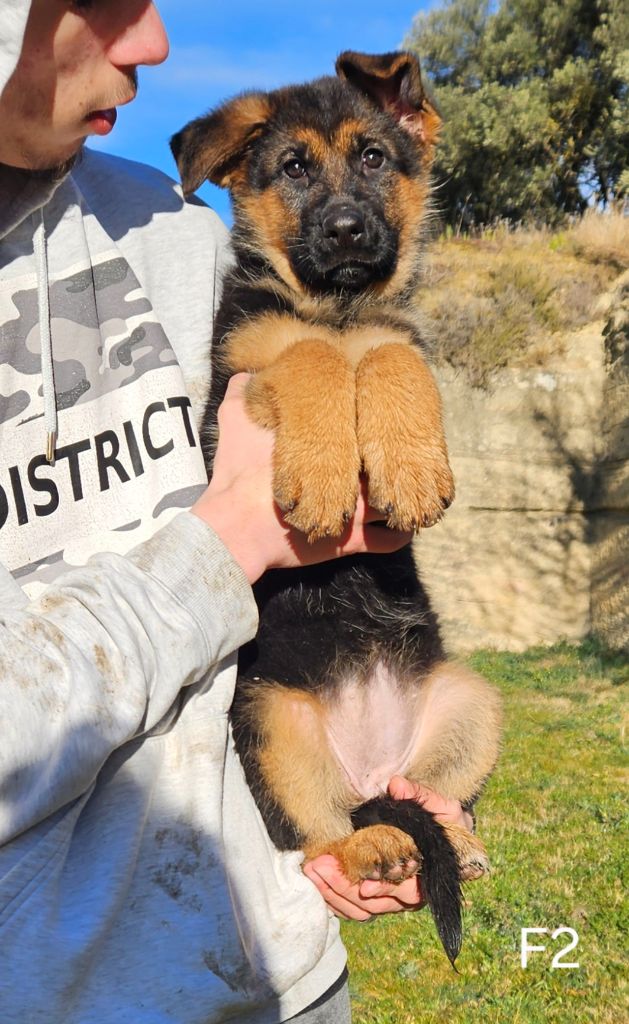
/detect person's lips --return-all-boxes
[86,107,118,135]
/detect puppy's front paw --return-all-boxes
[245,340,361,541]
[273,433,360,542]
[356,343,454,531]
[364,439,454,532]
[324,825,421,884]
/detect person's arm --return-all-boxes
[303,776,475,920]
[0,510,257,846]
[0,375,411,848]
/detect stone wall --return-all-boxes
[414,272,629,654]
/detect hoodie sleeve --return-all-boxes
[0,510,258,845]
[0,0,29,98]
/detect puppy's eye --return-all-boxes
[362,147,385,170]
[283,159,307,179]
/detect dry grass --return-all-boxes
[564,207,629,271]
[420,210,629,387]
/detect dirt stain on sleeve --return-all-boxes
[93,644,110,675]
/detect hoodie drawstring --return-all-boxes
[33,207,57,463]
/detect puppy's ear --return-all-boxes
[170,92,272,196]
[335,51,441,150]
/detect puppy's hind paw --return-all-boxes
[323,825,421,885]
[441,823,491,881]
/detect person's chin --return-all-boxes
[42,129,91,171]
[22,142,84,177]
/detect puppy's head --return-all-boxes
[171,51,440,298]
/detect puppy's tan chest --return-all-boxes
[222,310,416,375]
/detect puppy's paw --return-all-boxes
[273,436,360,541]
[441,822,491,881]
[365,441,455,532]
[355,343,455,532]
[324,825,421,884]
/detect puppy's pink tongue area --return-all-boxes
[87,108,117,135]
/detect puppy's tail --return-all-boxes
[351,795,462,965]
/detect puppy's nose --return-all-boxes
[322,206,365,247]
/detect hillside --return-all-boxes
[412,211,629,653]
[421,210,629,388]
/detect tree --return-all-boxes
[404,0,629,227]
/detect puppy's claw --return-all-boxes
[460,857,491,882]
[381,857,420,883]
[421,509,443,529]
[284,498,359,542]
[275,492,298,513]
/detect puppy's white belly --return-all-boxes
[323,662,422,801]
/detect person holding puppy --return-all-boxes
[0,2,472,1021]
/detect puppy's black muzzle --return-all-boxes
[291,197,398,294]
[322,203,365,249]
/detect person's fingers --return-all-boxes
[361,524,414,553]
[304,858,423,919]
[387,775,473,831]
[303,860,374,921]
[363,507,387,523]
[357,875,423,907]
[216,374,250,423]
[387,774,419,801]
[224,371,251,396]
[288,513,412,562]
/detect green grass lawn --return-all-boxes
[342,641,628,1024]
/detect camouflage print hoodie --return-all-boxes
[0,4,345,1023]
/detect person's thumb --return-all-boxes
[388,775,421,801]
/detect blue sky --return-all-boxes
[90,0,437,223]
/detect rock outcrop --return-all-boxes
[415,272,629,653]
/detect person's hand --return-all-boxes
[303,775,474,921]
[192,374,413,583]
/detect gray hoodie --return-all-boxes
[0,4,344,1021]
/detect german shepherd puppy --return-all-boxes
[171,51,502,964]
